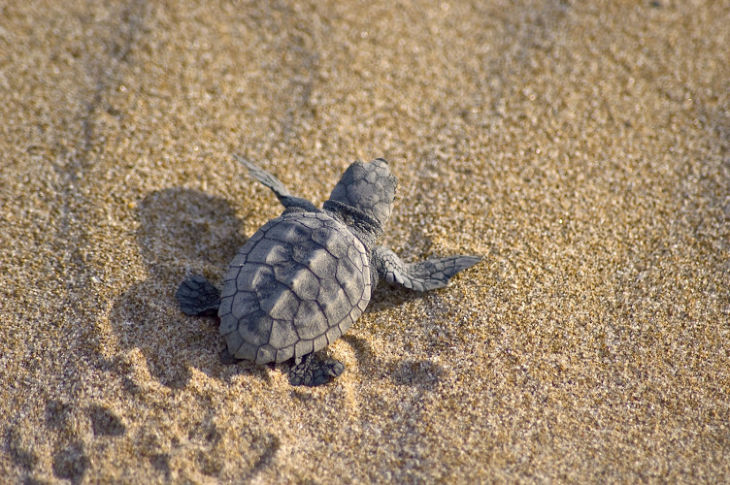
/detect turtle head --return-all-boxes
[326,158,397,229]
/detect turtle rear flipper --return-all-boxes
[176,275,221,316]
[288,353,344,387]
[374,246,481,291]
[234,155,317,212]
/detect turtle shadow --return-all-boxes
[109,188,269,389]
[367,284,428,314]
[340,335,446,390]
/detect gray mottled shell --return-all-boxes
[218,211,371,364]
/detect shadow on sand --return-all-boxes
[111,187,447,391]
[109,188,270,389]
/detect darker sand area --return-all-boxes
[1,1,728,483]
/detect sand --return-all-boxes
[1,0,728,483]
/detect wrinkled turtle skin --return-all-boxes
[176,157,481,386]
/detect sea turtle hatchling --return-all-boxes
[176,157,480,386]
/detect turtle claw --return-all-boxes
[176,275,221,316]
[288,353,344,386]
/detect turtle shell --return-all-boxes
[218,211,372,364]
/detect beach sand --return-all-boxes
[1,1,728,482]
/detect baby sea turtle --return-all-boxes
[176,157,480,386]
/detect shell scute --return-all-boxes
[231,290,258,319]
[269,318,300,349]
[265,287,300,322]
[306,248,337,280]
[235,263,271,291]
[286,266,320,301]
[218,212,371,364]
[294,300,328,340]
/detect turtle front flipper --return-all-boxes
[234,155,317,212]
[176,275,221,316]
[373,246,481,291]
[288,353,344,386]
